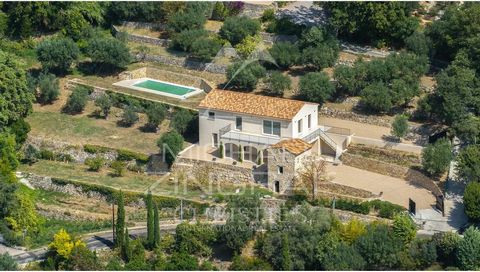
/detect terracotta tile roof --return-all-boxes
[198,89,316,120]
[270,138,313,155]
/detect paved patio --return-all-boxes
[326,164,436,209]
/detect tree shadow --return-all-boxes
[77,61,126,77]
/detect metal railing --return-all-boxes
[221,131,282,146]
[302,127,338,151]
[219,124,231,136]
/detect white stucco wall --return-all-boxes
[198,104,319,147]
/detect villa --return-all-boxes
[177,89,354,194]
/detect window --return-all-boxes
[278,166,284,174]
[208,111,215,120]
[308,114,311,129]
[236,116,242,130]
[263,120,281,137]
[298,119,303,133]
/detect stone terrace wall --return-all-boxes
[139,54,228,74]
[172,157,255,184]
[342,153,443,197]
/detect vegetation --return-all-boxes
[63,86,89,114]
[456,226,480,270]
[121,105,139,127]
[265,71,291,97]
[36,38,80,73]
[157,130,184,167]
[219,16,260,45]
[226,61,266,91]
[421,138,452,177]
[269,42,300,69]
[299,72,335,106]
[457,145,480,182]
[36,73,60,105]
[84,156,104,172]
[391,115,409,140]
[85,37,131,70]
[0,253,17,271]
[145,104,166,132]
[94,94,113,119]
[463,182,480,222]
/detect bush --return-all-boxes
[85,37,131,69]
[301,44,339,70]
[39,149,55,160]
[36,38,80,72]
[0,253,17,271]
[464,182,480,222]
[261,8,275,22]
[170,108,196,136]
[457,145,480,182]
[63,86,89,114]
[298,72,334,105]
[234,35,261,58]
[265,71,291,96]
[157,130,184,167]
[85,156,105,172]
[269,42,300,69]
[360,83,392,113]
[190,38,222,62]
[94,94,113,119]
[219,16,261,45]
[145,104,167,132]
[83,144,111,154]
[432,232,460,266]
[368,199,405,219]
[121,106,139,127]
[421,138,452,177]
[111,161,126,177]
[392,213,417,245]
[167,10,206,33]
[230,256,272,270]
[391,114,409,139]
[36,73,60,105]
[408,239,437,269]
[24,144,39,164]
[456,227,480,270]
[172,29,208,52]
[226,61,266,90]
[117,149,149,164]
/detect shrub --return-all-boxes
[39,149,55,160]
[37,73,60,105]
[391,114,409,139]
[145,104,167,132]
[457,145,480,182]
[121,106,139,127]
[170,108,196,136]
[190,38,222,62]
[432,232,460,266]
[456,227,480,270]
[172,29,208,52]
[421,138,452,177]
[23,144,39,164]
[234,35,261,58]
[298,72,335,105]
[392,213,417,245]
[94,94,113,119]
[464,182,480,222]
[368,199,405,219]
[85,156,105,172]
[167,10,206,33]
[64,86,89,114]
[9,119,31,147]
[408,239,437,269]
[157,130,184,167]
[269,42,300,69]
[301,44,339,70]
[219,16,261,45]
[360,83,392,113]
[83,144,111,154]
[85,37,131,69]
[36,38,80,72]
[261,8,275,22]
[111,161,126,177]
[211,2,228,21]
[117,149,149,164]
[226,61,266,90]
[230,256,272,270]
[265,71,291,96]
[0,253,18,271]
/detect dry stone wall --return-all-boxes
[173,157,256,184]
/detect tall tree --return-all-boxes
[115,191,125,249]
[146,191,154,248]
[121,227,131,262]
[456,226,480,270]
[280,234,293,271]
[154,203,161,248]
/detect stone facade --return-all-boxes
[266,148,297,194]
[172,157,256,184]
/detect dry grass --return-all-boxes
[117,25,165,38]
[205,20,223,32]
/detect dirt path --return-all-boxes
[326,164,436,210]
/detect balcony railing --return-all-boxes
[219,124,282,146]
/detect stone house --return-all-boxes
[184,89,353,193]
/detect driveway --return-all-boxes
[326,164,436,209]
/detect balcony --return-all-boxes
[219,124,282,146]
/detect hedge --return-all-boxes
[83,144,149,164]
[289,193,405,219]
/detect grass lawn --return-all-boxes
[27,109,172,155]
[19,160,272,203]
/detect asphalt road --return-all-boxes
[13,221,224,265]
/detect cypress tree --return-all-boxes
[122,227,131,262]
[115,191,125,248]
[154,203,161,248]
[146,191,154,248]
[281,234,293,270]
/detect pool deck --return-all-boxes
[113,77,205,100]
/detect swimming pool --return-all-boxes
[113,78,204,100]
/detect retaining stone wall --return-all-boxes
[320,106,392,128]
[172,157,255,184]
[139,54,228,74]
